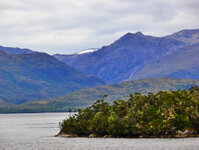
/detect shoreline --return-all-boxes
[55,133,199,138]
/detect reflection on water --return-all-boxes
[0,113,199,150]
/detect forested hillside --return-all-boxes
[0,50,105,104]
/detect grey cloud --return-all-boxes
[0,0,198,54]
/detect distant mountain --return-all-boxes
[1,78,199,113]
[54,30,189,84]
[166,29,199,44]
[0,45,35,54]
[0,50,105,104]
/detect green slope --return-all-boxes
[1,78,199,113]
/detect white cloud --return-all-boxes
[0,0,198,54]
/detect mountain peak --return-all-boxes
[135,31,144,36]
[123,31,144,37]
[118,31,145,42]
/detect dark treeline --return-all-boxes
[59,87,199,137]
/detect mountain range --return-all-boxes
[0,28,199,112]
[54,29,199,84]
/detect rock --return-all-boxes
[89,134,97,138]
[55,132,78,138]
[103,135,111,138]
[183,129,194,135]
[177,129,195,135]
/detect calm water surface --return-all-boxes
[0,113,199,150]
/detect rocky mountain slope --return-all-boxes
[129,43,199,80]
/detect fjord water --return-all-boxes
[0,113,199,150]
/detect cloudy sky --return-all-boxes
[0,0,198,54]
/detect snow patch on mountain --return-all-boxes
[76,48,98,55]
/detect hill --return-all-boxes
[1,78,199,113]
[0,45,35,54]
[0,50,105,104]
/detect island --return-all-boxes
[57,87,199,138]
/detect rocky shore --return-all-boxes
[56,132,199,138]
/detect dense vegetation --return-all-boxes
[59,87,199,137]
[1,78,199,113]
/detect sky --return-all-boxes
[0,0,198,54]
